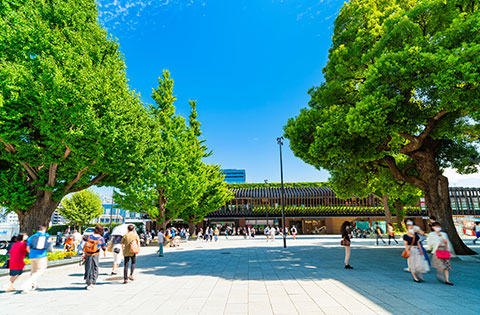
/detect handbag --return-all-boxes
[436,250,451,259]
[401,235,415,258]
[340,238,350,246]
[129,239,140,255]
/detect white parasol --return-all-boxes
[111,224,129,236]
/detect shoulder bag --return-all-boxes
[401,235,415,258]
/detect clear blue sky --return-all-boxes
[96,0,344,185]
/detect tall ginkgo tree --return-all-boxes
[0,0,151,233]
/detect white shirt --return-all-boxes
[158,232,164,243]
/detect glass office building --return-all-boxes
[221,169,246,183]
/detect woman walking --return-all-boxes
[110,234,123,275]
[403,227,427,282]
[387,223,398,245]
[83,225,107,290]
[341,221,353,269]
[5,234,28,292]
[427,222,454,285]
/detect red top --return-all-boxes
[9,241,28,270]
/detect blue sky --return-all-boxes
[95,0,343,186]
[92,0,479,198]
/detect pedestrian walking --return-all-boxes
[473,222,480,244]
[291,226,298,240]
[209,226,214,242]
[341,221,353,269]
[111,234,123,275]
[403,226,428,283]
[214,227,219,242]
[5,234,28,292]
[387,223,398,245]
[83,225,107,290]
[265,226,270,242]
[23,225,50,291]
[270,226,276,241]
[374,223,386,245]
[427,222,454,285]
[158,228,165,257]
[122,225,140,284]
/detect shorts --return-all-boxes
[9,269,23,276]
[476,231,480,238]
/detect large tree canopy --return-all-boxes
[115,71,232,229]
[0,0,150,233]
[285,0,479,254]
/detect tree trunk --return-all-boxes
[17,198,60,234]
[412,148,476,255]
[381,195,393,224]
[393,201,405,232]
[188,220,196,235]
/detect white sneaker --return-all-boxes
[86,285,94,290]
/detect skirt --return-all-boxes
[407,247,428,274]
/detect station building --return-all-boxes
[201,184,480,234]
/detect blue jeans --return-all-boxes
[158,243,163,256]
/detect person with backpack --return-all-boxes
[122,225,140,284]
[374,223,386,246]
[5,234,28,292]
[83,225,107,290]
[23,225,50,291]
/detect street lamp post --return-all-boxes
[277,137,287,249]
[264,179,269,225]
[109,189,115,233]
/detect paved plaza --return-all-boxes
[1,235,480,315]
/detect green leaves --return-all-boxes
[116,71,232,225]
[60,189,104,228]
[0,0,151,226]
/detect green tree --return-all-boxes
[59,189,104,232]
[329,159,422,232]
[115,71,206,228]
[285,0,479,254]
[0,0,151,233]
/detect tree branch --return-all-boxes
[0,138,17,154]
[380,156,425,189]
[64,166,89,193]
[48,163,58,187]
[21,162,39,181]
[400,109,447,154]
[69,173,107,193]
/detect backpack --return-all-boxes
[30,235,48,250]
[83,237,100,254]
[129,239,140,255]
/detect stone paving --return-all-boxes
[1,235,480,315]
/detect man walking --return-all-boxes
[158,228,165,257]
[122,225,140,284]
[24,225,49,291]
[374,223,386,246]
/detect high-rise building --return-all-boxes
[220,169,246,183]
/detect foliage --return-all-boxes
[0,0,151,232]
[59,190,104,231]
[116,71,232,226]
[228,182,328,189]
[284,0,479,254]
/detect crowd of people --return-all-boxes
[3,224,142,291]
[341,216,456,285]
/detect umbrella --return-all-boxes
[111,224,129,236]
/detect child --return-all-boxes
[5,234,28,292]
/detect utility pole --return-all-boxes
[264,179,269,225]
[277,137,287,249]
[109,189,114,233]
